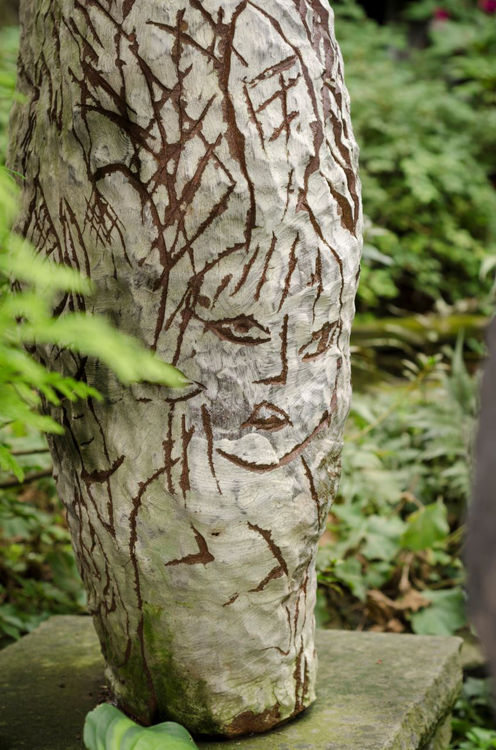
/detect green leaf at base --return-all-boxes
[84,704,199,750]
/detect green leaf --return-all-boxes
[458,727,496,750]
[83,704,199,750]
[0,444,24,481]
[361,515,405,561]
[400,501,449,552]
[0,235,93,294]
[410,588,466,635]
[334,557,367,601]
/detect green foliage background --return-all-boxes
[335,0,496,316]
[1,1,496,748]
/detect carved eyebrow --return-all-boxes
[203,314,271,345]
[298,320,339,361]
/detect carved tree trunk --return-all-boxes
[9,0,361,737]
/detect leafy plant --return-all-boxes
[317,348,476,635]
[84,704,198,750]
[333,0,496,315]
[452,677,496,749]
[456,730,496,750]
[0,26,18,160]
[0,469,86,647]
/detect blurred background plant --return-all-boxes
[336,0,496,318]
[1,0,495,747]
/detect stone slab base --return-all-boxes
[0,616,461,750]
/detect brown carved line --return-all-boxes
[256,70,300,146]
[278,236,299,312]
[213,273,233,306]
[292,638,305,713]
[325,117,360,236]
[216,1,257,251]
[231,244,260,296]
[270,110,298,145]
[163,131,223,234]
[300,199,345,336]
[223,593,239,607]
[247,522,288,576]
[202,313,271,346]
[129,464,168,607]
[309,247,323,319]
[300,455,323,527]
[172,307,193,366]
[201,404,222,494]
[325,175,357,236]
[248,54,297,85]
[147,19,221,65]
[61,199,92,278]
[254,232,276,301]
[169,181,236,272]
[298,320,338,361]
[163,409,178,495]
[179,413,195,497]
[283,168,294,219]
[165,525,215,566]
[217,407,331,473]
[255,314,288,385]
[243,84,265,151]
[249,565,285,593]
[73,1,103,46]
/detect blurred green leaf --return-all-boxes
[334,558,367,602]
[401,501,449,552]
[0,444,23,480]
[410,588,466,635]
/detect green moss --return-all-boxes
[141,602,219,735]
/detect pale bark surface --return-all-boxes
[9,0,361,736]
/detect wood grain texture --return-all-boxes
[9,0,361,735]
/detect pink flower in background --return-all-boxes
[433,7,451,20]
[479,0,496,13]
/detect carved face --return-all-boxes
[137,1,355,476]
[23,0,358,493]
[179,237,343,474]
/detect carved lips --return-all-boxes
[241,401,292,432]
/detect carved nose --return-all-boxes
[241,401,292,432]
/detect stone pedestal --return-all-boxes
[0,616,461,750]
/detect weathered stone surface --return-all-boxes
[422,717,452,750]
[0,616,461,750]
[0,616,103,750]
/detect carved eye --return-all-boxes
[204,315,271,345]
[298,320,339,360]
